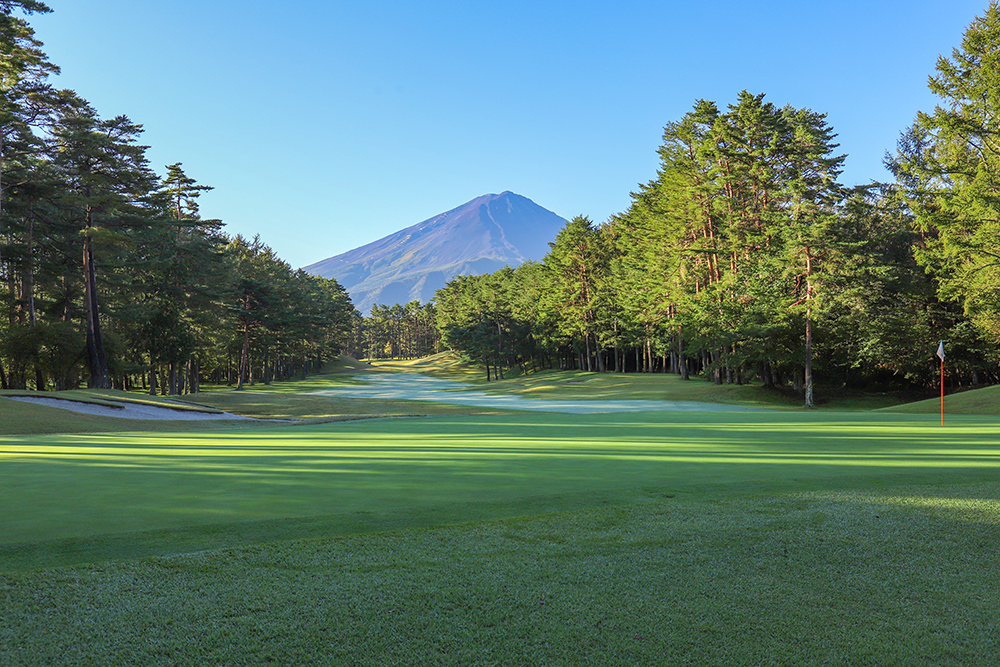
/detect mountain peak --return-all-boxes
[304,193,566,314]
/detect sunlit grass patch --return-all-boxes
[370,351,487,382]
[3,409,1000,568]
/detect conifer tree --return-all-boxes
[890,2,1000,340]
[50,101,158,387]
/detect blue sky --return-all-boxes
[30,1,988,269]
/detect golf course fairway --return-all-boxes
[3,398,1000,664]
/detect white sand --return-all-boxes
[7,396,253,421]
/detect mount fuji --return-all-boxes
[303,192,567,314]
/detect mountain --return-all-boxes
[303,192,567,314]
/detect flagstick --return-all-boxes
[940,355,944,426]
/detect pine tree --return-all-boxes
[890,2,1000,341]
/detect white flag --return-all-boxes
[936,341,945,361]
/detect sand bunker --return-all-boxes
[7,396,252,421]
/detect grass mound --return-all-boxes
[320,354,374,373]
[879,383,1000,415]
[369,350,486,382]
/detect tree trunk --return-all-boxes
[804,312,814,407]
[804,249,815,408]
[678,329,689,380]
[24,203,37,326]
[190,357,200,394]
[237,324,251,390]
[761,361,774,388]
[83,209,111,389]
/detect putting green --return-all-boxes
[2,409,997,570]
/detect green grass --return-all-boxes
[4,483,999,665]
[881,382,1000,415]
[371,350,489,383]
[171,385,520,421]
[3,362,1000,663]
[3,410,995,559]
[371,351,919,411]
[1,388,222,412]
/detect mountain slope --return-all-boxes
[303,192,566,314]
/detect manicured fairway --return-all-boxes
[3,409,998,570]
[3,470,1000,664]
[3,403,1000,664]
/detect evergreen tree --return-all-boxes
[50,101,159,387]
[890,2,1000,341]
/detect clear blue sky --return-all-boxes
[30,1,988,269]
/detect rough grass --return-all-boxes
[172,386,520,421]
[1,388,221,412]
[0,396,258,436]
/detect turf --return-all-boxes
[3,476,1000,664]
[880,383,1000,415]
[373,352,919,411]
[3,362,1000,664]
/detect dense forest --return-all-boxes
[0,1,354,393]
[355,4,1000,406]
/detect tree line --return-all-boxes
[0,2,353,393]
[358,4,1000,405]
[346,301,439,362]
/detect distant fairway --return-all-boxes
[3,370,1000,664]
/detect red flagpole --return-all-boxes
[940,355,944,426]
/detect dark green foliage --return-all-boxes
[351,301,439,361]
[889,2,1000,349]
[429,84,996,394]
[0,6,353,392]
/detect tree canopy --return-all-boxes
[0,3,354,392]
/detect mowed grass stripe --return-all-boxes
[2,410,999,570]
